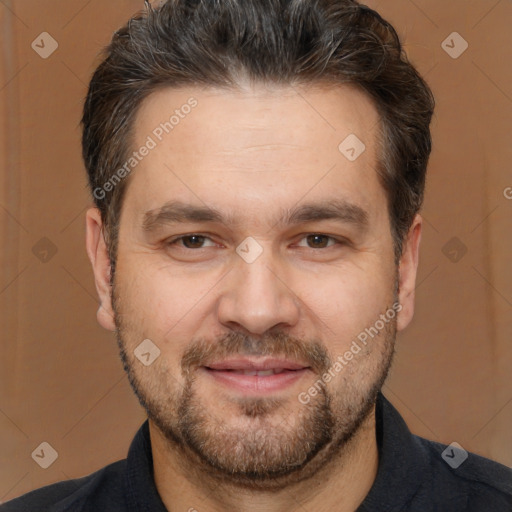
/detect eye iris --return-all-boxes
[307,234,329,248]
[183,235,205,248]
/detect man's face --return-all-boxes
[88,83,419,487]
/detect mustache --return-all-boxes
[181,330,332,376]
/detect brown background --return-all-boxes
[1,0,511,503]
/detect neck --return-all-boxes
[150,406,379,512]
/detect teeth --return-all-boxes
[231,369,285,376]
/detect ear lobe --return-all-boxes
[396,214,422,332]
[85,207,116,332]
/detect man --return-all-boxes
[2,0,511,510]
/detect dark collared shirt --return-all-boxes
[2,393,511,511]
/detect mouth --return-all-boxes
[214,368,293,376]
[201,358,311,394]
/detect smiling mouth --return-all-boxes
[200,358,311,393]
[210,368,295,376]
[204,357,309,372]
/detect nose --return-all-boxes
[216,248,301,336]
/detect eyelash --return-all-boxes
[166,233,345,251]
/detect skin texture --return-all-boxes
[86,83,422,512]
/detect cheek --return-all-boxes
[114,253,217,346]
[300,266,394,351]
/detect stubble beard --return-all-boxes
[112,283,397,490]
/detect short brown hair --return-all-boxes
[81,0,435,271]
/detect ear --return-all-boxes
[85,207,116,331]
[396,214,422,332]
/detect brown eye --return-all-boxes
[297,234,339,249]
[181,235,207,248]
[169,235,216,249]
[306,234,331,248]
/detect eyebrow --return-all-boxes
[142,198,369,233]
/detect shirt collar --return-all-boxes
[357,392,428,511]
[124,420,168,512]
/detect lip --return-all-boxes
[201,358,311,394]
[204,358,309,371]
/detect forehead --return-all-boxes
[122,83,385,226]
